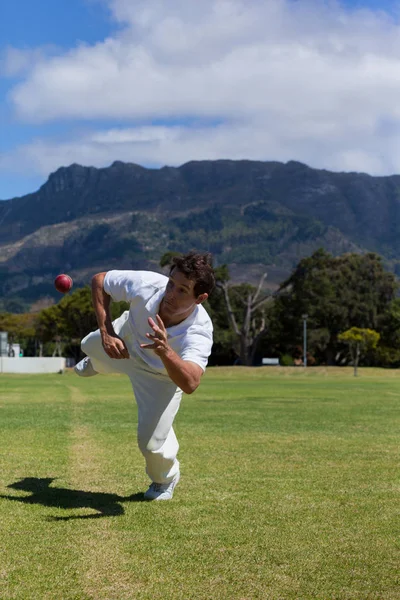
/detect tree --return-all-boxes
[159,251,182,268]
[338,327,380,376]
[215,271,281,365]
[0,312,36,354]
[270,250,397,365]
[369,298,400,367]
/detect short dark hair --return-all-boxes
[170,252,215,297]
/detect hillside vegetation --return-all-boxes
[1,159,400,308]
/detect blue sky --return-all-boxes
[1,0,400,199]
[0,0,114,198]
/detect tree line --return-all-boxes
[1,249,399,368]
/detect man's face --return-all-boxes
[161,268,205,319]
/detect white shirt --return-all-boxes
[104,270,213,373]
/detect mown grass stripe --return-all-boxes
[67,382,141,600]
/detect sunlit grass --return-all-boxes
[0,367,399,599]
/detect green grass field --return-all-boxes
[0,367,399,600]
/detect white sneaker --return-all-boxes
[144,472,180,501]
[74,357,98,377]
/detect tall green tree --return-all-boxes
[268,250,397,365]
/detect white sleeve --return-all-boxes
[180,329,214,372]
[103,270,145,303]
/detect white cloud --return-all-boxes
[2,116,399,180]
[4,0,400,176]
[0,46,59,77]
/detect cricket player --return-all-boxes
[74,252,215,500]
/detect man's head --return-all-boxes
[161,252,215,323]
[170,252,215,298]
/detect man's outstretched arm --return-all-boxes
[91,272,129,359]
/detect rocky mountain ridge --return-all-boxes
[0,159,399,311]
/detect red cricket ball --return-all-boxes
[54,274,73,294]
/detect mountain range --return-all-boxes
[1,159,400,311]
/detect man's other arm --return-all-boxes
[91,272,129,359]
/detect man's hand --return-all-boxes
[101,331,130,359]
[140,315,170,357]
[141,314,202,394]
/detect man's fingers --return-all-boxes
[120,340,130,358]
[144,316,167,353]
[103,340,130,359]
[146,333,165,346]
[108,351,129,359]
[140,342,156,349]
[156,314,165,328]
[105,348,118,359]
[115,337,129,358]
[149,315,166,333]
[147,326,162,339]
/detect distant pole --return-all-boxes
[302,314,308,367]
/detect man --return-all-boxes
[74,252,215,501]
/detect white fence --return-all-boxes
[0,357,66,374]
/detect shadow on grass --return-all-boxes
[0,477,147,521]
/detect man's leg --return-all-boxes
[76,311,132,376]
[129,361,182,499]
[76,316,182,499]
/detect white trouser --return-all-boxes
[80,324,182,484]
